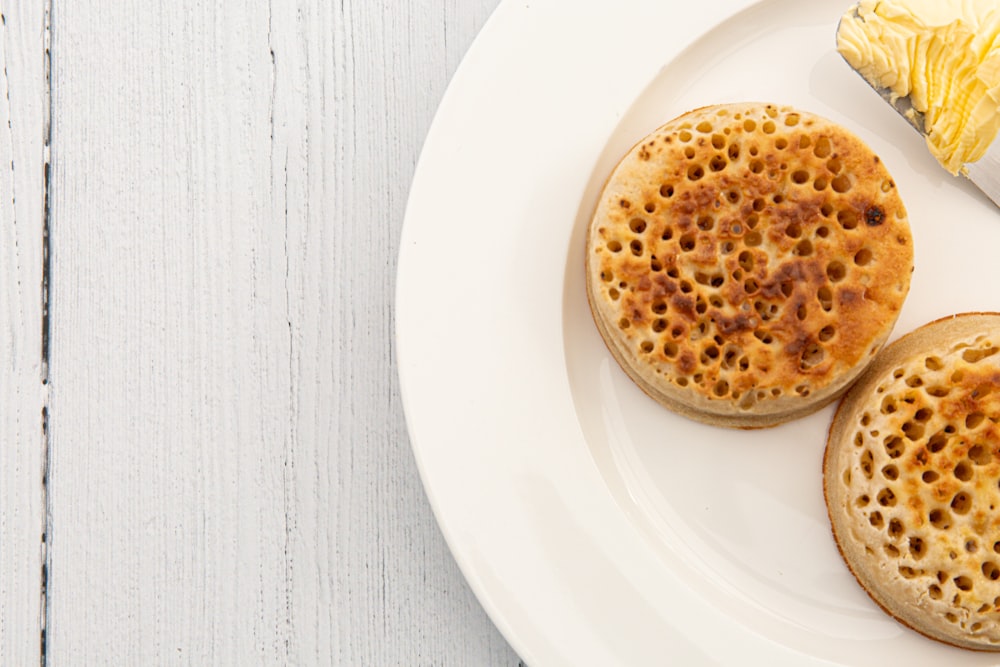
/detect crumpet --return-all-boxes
[825,313,1000,651]
[586,102,913,428]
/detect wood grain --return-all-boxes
[38,0,516,664]
[0,1,47,664]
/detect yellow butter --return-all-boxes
[837,0,1000,175]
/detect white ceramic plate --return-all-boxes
[397,1,1000,664]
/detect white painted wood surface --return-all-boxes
[0,1,47,665]
[2,0,519,663]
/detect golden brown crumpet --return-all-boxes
[585,103,913,428]
[825,313,1000,651]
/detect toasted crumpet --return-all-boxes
[825,313,1000,651]
[586,102,913,428]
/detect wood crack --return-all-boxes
[40,0,53,664]
[268,2,296,660]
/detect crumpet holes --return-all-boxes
[902,421,924,441]
[963,346,999,363]
[951,491,972,514]
[969,443,992,465]
[800,343,824,369]
[826,261,846,282]
[929,508,951,529]
[860,449,874,478]
[884,435,905,458]
[877,488,897,507]
[817,286,833,311]
[813,136,832,158]
[838,210,858,230]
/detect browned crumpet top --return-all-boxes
[825,314,1000,650]
[585,103,913,427]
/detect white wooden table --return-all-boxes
[1,0,519,663]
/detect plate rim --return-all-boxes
[393,0,992,664]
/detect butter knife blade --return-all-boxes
[836,13,1000,209]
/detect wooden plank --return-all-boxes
[46,0,517,662]
[296,0,519,663]
[0,1,48,663]
[46,0,291,662]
